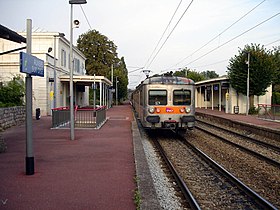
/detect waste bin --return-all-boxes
[36,108,41,120]
[234,106,239,114]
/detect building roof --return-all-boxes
[195,76,229,86]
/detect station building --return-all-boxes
[0,31,113,116]
[195,76,272,114]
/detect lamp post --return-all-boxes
[53,33,65,109]
[69,0,87,140]
[116,76,119,106]
[245,51,250,116]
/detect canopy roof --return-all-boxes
[60,75,112,86]
[0,24,26,43]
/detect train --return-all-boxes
[131,76,195,132]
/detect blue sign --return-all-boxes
[20,52,44,77]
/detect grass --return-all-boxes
[133,176,141,210]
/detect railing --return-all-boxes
[52,106,107,128]
[75,106,107,128]
[52,107,70,128]
[257,104,280,121]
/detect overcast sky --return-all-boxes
[1,0,279,89]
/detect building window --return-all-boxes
[61,49,66,67]
[68,53,70,69]
[74,58,80,73]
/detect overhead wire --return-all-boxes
[191,59,229,69]
[184,12,280,67]
[146,0,194,69]
[144,0,183,68]
[265,38,280,46]
[80,5,92,30]
[128,67,144,74]
[166,0,267,71]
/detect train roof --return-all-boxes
[142,76,194,85]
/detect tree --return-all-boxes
[271,46,280,104]
[227,44,275,107]
[0,75,25,107]
[201,70,219,79]
[173,68,205,82]
[77,29,128,102]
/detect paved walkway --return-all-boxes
[0,105,136,210]
[196,108,280,131]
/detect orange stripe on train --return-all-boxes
[154,106,186,114]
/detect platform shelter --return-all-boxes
[195,76,272,114]
[60,75,113,108]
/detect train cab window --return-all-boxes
[173,90,191,105]
[149,90,167,105]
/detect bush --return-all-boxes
[249,106,260,115]
[0,75,25,107]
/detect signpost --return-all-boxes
[20,52,44,77]
[21,19,44,175]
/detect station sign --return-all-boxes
[20,52,44,77]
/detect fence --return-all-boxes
[257,104,280,121]
[52,106,107,128]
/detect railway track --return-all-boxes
[149,130,277,209]
[195,119,280,168]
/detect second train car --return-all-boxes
[131,76,195,132]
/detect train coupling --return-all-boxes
[163,120,177,129]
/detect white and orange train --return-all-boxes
[131,76,195,132]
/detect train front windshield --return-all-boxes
[173,90,191,105]
[149,90,167,105]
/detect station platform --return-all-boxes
[196,108,280,132]
[0,104,138,209]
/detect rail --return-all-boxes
[258,104,280,121]
[52,106,107,129]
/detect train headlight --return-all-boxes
[148,107,155,114]
[180,108,185,113]
[185,107,191,113]
[156,108,161,113]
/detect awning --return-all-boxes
[60,75,113,86]
[0,24,26,43]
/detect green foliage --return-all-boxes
[272,46,280,86]
[133,176,141,210]
[272,92,280,104]
[248,106,259,115]
[201,70,219,79]
[227,44,275,97]
[0,75,25,107]
[77,30,128,101]
[173,68,213,82]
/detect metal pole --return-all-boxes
[53,36,57,109]
[70,4,75,140]
[25,19,34,175]
[246,52,250,115]
[93,74,96,109]
[116,76,118,106]
[111,64,113,83]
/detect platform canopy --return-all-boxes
[0,24,26,43]
[60,75,113,86]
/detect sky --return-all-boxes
[1,0,280,89]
